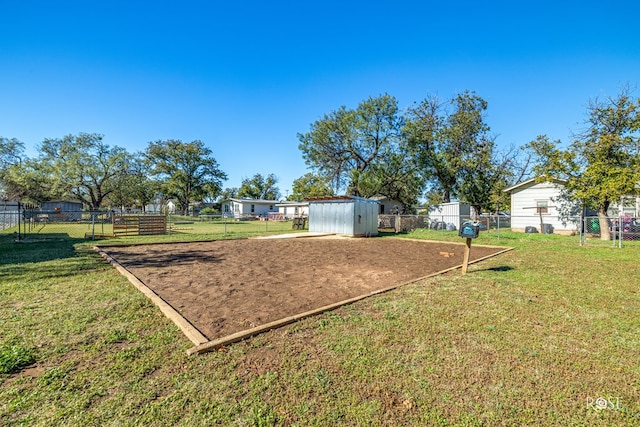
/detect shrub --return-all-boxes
[199,207,218,215]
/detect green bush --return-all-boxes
[199,207,218,215]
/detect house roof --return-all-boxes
[275,201,309,207]
[503,178,567,193]
[224,197,281,204]
[41,199,83,204]
[305,195,380,204]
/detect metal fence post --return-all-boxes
[579,215,583,246]
[17,201,22,240]
[619,212,623,249]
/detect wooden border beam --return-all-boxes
[93,246,209,346]
[187,245,514,355]
[96,240,513,356]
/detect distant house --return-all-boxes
[506,178,640,234]
[504,178,579,234]
[276,201,309,219]
[370,195,405,214]
[221,198,279,219]
[0,201,19,211]
[41,200,83,221]
[0,201,20,230]
[608,195,640,218]
[144,200,175,214]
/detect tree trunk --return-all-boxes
[442,189,451,204]
[598,209,610,241]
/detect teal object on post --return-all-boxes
[459,221,479,239]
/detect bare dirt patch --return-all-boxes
[100,237,508,342]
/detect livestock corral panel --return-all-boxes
[113,215,167,236]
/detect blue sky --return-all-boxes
[2,1,639,197]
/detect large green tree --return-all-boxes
[145,139,227,214]
[298,93,405,196]
[527,87,640,240]
[355,151,424,213]
[457,140,520,215]
[38,133,130,209]
[0,137,25,200]
[106,154,158,211]
[218,187,238,201]
[237,173,280,200]
[1,156,58,204]
[406,91,492,204]
[0,137,24,170]
[288,173,334,201]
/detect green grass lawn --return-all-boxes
[1,230,639,426]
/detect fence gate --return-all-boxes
[113,215,167,236]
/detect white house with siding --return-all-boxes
[370,195,404,214]
[504,178,580,234]
[221,198,280,219]
[276,201,309,219]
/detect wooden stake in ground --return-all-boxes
[461,237,472,274]
[458,220,479,274]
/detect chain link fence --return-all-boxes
[582,215,640,247]
[1,206,114,240]
[3,204,637,248]
[1,206,305,241]
[0,203,21,234]
[378,214,639,247]
[379,214,512,234]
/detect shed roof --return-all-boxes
[503,178,567,193]
[224,198,281,204]
[305,195,380,204]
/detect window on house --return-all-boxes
[536,201,549,215]
[251,204,255,213]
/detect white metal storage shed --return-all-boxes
[428,202,475,226]
[307,196,379,236]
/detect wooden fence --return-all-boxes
[113,215,167,236]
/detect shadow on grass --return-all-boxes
[0,234,87,266]
[476,265,514,272]
[0,235,110,282]
[370,231,402,237]
[102,246,225,268]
